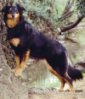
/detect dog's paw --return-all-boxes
[14,68,23,77]
[11,68,15,73]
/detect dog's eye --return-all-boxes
[9,7,19,13]
[9,8,12,11]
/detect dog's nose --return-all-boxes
[12,13,20,18]
[12,14,15,18]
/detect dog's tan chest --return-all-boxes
[9,38,20,47]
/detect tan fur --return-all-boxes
[64,73,74,91]
[9,38,20,47]
[15,50,30,76]
[7,13,20,18]
[46,61,73,91]
[6,13,20,28]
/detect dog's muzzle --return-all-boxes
[6,13,20,28]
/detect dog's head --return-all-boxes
[1,3,25,28]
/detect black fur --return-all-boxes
[2,3,83,89]
[68,66,83,81]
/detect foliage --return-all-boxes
[76,0,85,17]
[15,0,68,24]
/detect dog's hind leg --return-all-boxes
[64,72,73,91]
[46,61,74,91]
[50,68,66,91]
[15,50,30,76]
[46,61,66,91]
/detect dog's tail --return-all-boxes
[67,56,83,81]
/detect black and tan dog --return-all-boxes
[1,3,83,91]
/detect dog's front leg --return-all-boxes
[14,55,22,76]
[15,50,30,76]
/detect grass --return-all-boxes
[32,73,60,88]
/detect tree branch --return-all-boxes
[62,0,74,16]
[59,16,84,34]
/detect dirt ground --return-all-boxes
[0,43,85,99]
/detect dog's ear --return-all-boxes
[1,6,7,13]
[16,4,25,12]
[1,3,10,13]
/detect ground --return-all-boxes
[0,43,85,99]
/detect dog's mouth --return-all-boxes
[6,13,20,28]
